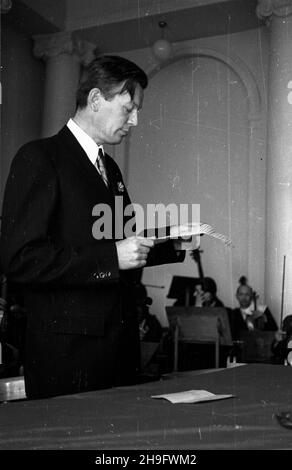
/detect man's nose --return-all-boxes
[127,109,138,126]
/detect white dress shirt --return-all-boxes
[67,118,104,168]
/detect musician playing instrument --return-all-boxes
[228,276,277,341]
[189,249,224,307]
[189,277,223,307]
[271,315,292,364]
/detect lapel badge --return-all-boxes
[117,181,125,193]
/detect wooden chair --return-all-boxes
[166,307,232,372]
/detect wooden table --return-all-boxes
[0,364,291,450]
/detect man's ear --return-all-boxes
[88,88,102,111]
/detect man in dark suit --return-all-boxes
[228,282,278,341]
[0,55,185,399]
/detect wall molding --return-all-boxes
[147,46,262,121]
[141,45,265,295]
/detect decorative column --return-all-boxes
[33,32,95,137]
[257,0,292,324]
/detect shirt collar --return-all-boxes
[67,118,104,165]
[239,300,254,318]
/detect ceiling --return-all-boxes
[3,0,261,53]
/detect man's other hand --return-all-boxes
[116,237,154,270]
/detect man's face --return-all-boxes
[94,83,143,145]
[203,291,214,303]
[236,285,253,309]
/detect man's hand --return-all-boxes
[274,330,286,344]
[194,286,204,307]
[116,237,154,270]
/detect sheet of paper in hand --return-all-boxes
[149,223,232,248]
[151,389,235,404]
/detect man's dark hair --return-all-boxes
[236,276,253,296]
[76,54,148,109]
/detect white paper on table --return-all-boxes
[151,389,235,404]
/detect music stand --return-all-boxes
[167,276,201,306]
[192,307,233,347]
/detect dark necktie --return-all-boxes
[95,148,108,187]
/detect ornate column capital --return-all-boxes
[1,0,12,14]
[33,32,96,65]
[256,0,292,21]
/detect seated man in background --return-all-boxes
[193,277,224,308]
[0,290,26,378]
[134,283,166,380]
[228,277,277,341]
[228,277,277,363]
[172,277,227,370]
[135,283,162,343]
[174,277,224,308]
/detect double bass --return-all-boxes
[190,248,205,307]
[190,248,204,281]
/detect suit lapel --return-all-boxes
[57,126,113,202]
